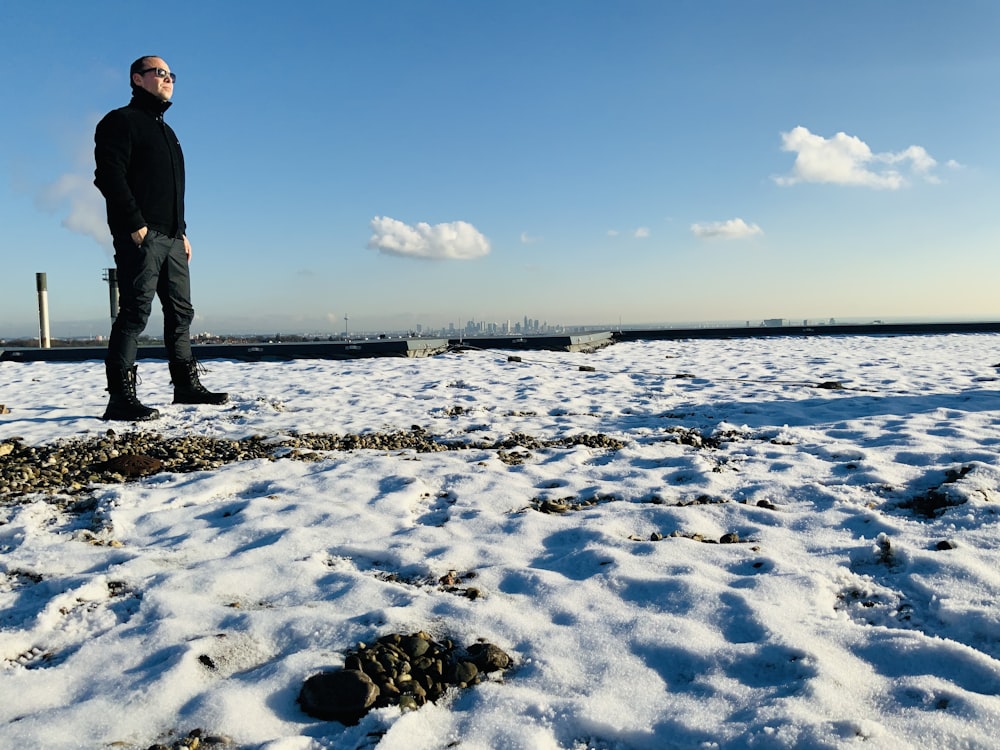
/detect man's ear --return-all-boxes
[131,73,144,88]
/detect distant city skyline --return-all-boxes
[6,301,998,346]
[2,2,999,338]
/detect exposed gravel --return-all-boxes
[0,429,627,501]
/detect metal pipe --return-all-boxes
[103,268,119,320]
[36,272,51,348]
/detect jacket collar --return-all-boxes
[129,86,173,116]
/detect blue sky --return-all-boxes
[2,1,998,337]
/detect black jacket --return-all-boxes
[94,87,186,238]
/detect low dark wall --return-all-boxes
[613,321,1000,342]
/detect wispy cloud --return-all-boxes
[35,125,112,252]
[607,227,649,239]
[367,216,491,260]
[774,126,939,189]
[691,218,763,240]
[520,231,541,244]
[37,171,111,250]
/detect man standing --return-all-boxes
[94,55,227,420]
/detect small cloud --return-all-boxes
[946,159,964,170]
[774,126,940,189]
[520,231,541,244]
[608,228,649,239]
[691,218,763,240]
[367,216,490,260]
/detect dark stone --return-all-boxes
[97,453,163,477]
[466,642,511,673]
[298,669,380,724]
[446,660,478,684]
[400,634,431,658]
[935,539,958,550]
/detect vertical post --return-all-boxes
[103,268,119,320]
[36,272,51,348]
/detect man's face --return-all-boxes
[133,57,174,101]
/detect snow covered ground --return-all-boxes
[2,333,1000,749]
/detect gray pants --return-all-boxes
[106,229,194,369]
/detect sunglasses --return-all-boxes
[140,67,176,82]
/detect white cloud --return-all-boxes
[37,172,112,249]
[774,126,939,189]
[520,231,541,244]
[607,228,649,239]
[367,216,490,260]
[33,118,113,251]
[691,218,763,240]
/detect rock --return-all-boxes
[466,642,510,672]
[96,453,164,478]
[298,669,380,724]
[720,532,740,544]
[438,571,460,586]
[936,539,958,550]
[447,660,478,685]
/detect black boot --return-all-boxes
[170,359,229,405]
[103,364,160,421]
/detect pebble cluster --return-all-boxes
[638,530,745,544]
[0,431,277,498]
[0,429,626,500]
[662,426,746,449]
[531,494,619,514]
[298,631,512,724]
[899,465,972,517]
[373,568,482,600]
[142,728,234,750]
[531,492,753,514]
